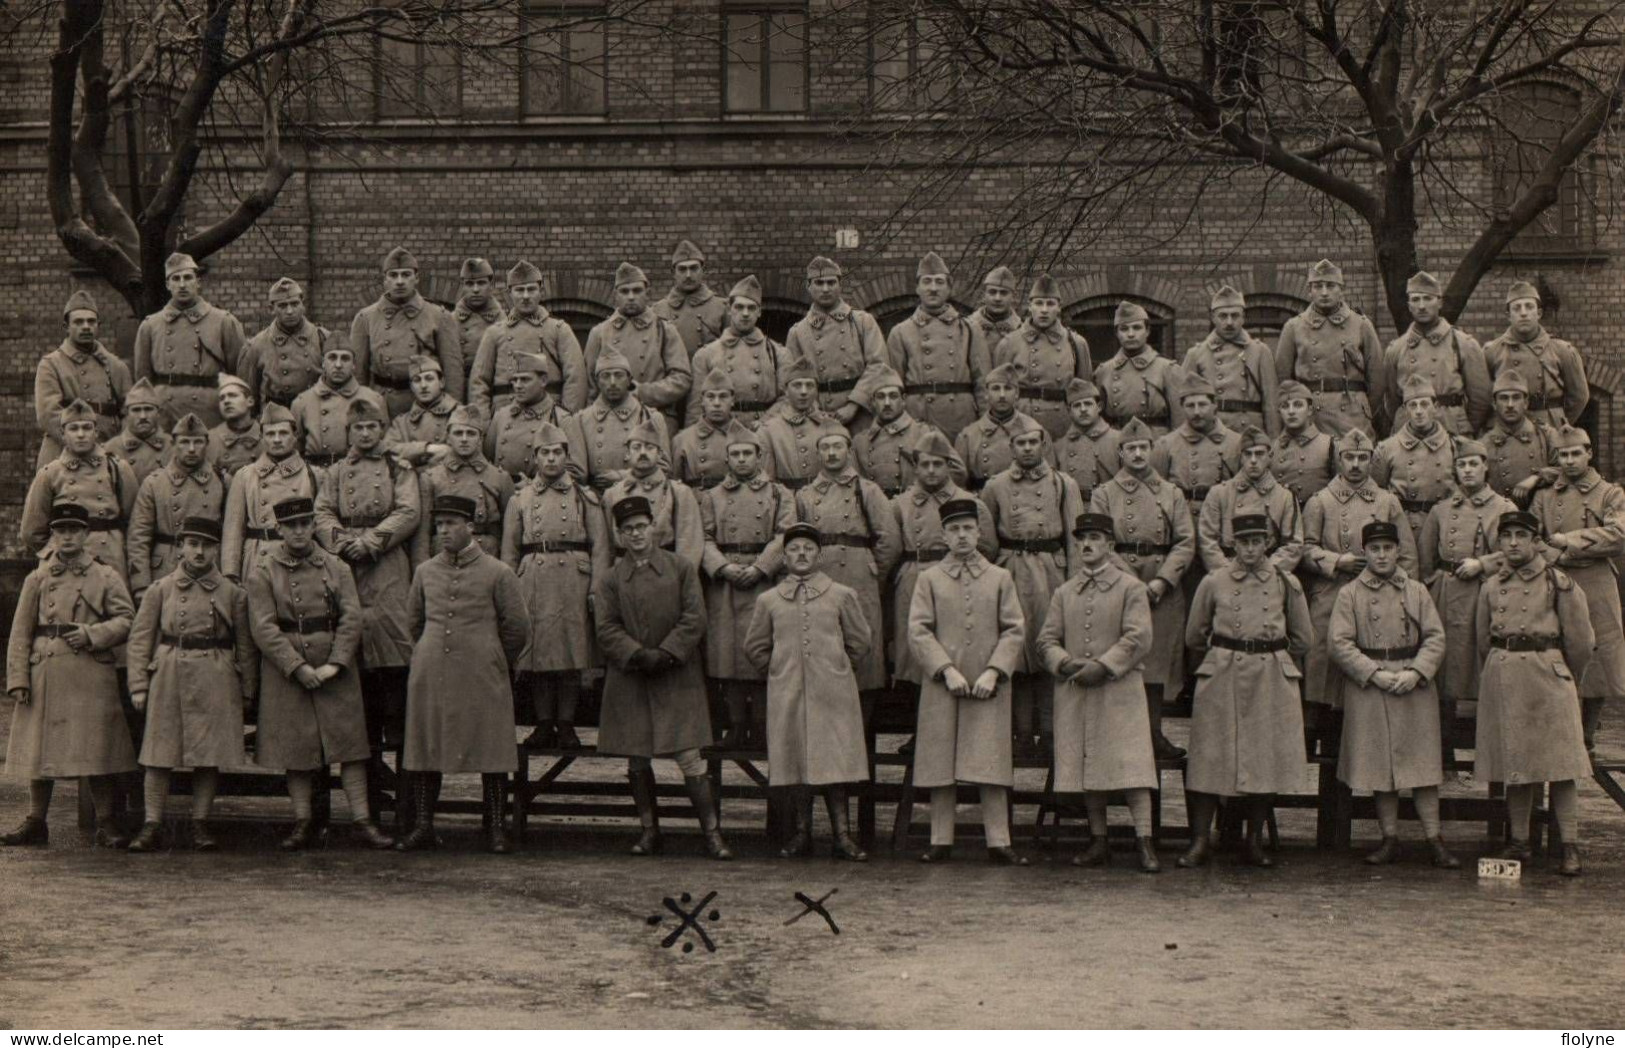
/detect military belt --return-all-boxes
[1219,542,1280,558]
[339,515,385,529]
[265,390,297,408]
[276,614,338,635]
[906,381,975,396]
[150,371,217,388]
[303,450,341,467]
[1004,536,1064,554]
[371,372,413,391]
[244,526,279,541]
[1399,497,1437,514]
[1178,484,1213,503]
[1436,558,1463,573]
[33,624,82,639]
[153,530,179,544]
[91,401,121,419]
[1217,399,1263,413]
[1490,634,1560,652]
[159,632,232,651]
[85,518,125,532]
[1115,541,1170,557]
[1211,634,1288,654]
[818,376,860,394]
[1305,378,1367,394]
[779,477,810,490]
[1358,643,1420,661]
[1527,394,1551,411]
[1106,413,1169,428]
[715,541,768,554]
[824,533,875,550]
[521,540,590,555]
[733,399,776,413]
[1018,385,1068,403]
[1433,393,1465,408]
[905,548,947,563]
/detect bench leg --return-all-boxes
[1315,761,1336,848]
[890,760,916,852]
[513,747,529,841]
[858,780,875,851]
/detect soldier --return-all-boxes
[1271,380,1338,507]
[208,375,262,480]
[1477,510,1593,875]
[241,277,326,411]
[35,289,129,468]
[452,257,505,391]
[596,495,733,860]
[486,351,574,483]
[674,368,749,492]
[653,239,729,356]
[1379,271,1490,437]
[602,419,705,568]
[685,275,788,429]
[1532,425,1625,756]
[1483,367,1560,505]
[103,378,172,487]
[1483,280,1588,429]
[21,400,138,579]
[398,494,532,854]
[501,423,610,753]
[1274,259,1388,438]
[965,265,1022,349]
[387,354,459,467]
[350,246,466,414]
[886,251,990,442]
[744,522,873,860]
[1037,511,1159,872]
[567,344,671,491]
[784,256,887,427]
[411,405,513,565]
[907,497,1029,865]
[290,342,388,471]
[1300,429,1418,757]
[127,413,226,602]
[699,423,794,749]
[1095,301,1183,438]
[1198,425,1304,575]
[2,503,136,849]
[470,260,587,417]
[757,356,830,490]
[314,399,421,782]
[983,413,1085,758]
[993,272,1093,440]
[584,262,691,433]
[853,365,964,497]
[1152,373,1243,535]
[1180,514,1312,868]
[1330,520,1456,868]
[1091,417,1194,760]
[133,252,246,428]
[247,497,392,851]
[124,517,255,853]
[1052,379,1120,505]
[954,362,1050,491]
[221,403,319,582]
[1373,373,1458,537]
[1183,285,1279,438]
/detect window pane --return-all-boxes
[564,25,606,114]
[421,43,461,115]
[870,19,910,110]
[766,13,806,111]
[525,30,566,114]
[727,13,764,111]
[377,36,419,116]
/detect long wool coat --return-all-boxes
[744,572,872,786]
[907,554,1026,788]
[221,451,320,580]
[890,484,996,684]
[1090,470,1195,691]
[886,306,991,442]
[1274,304,1387,438]
[993,321,1093,440]
[982,463,1084,675]
[126,462,226,594]
[21,450,137,579]
[1417,485,1517,700]
[595,549,711,758]
[1037,564,1157,793]
[1533,470,1625,699]
[4,556,136,780]
[313,447,421,670]
[700,474,794,681]
[404,543,530,772]
[35,339,131,468]
[795,470,901,690]
[127,566,256,770]
[500,474,609,674]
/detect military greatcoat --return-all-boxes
[500,473,610,674]
[1090,470,1195,691]
[314,446,421,670]
[1183,330,1279,437]
[1272,425,1338,507]
[1380,322,1491,436]
[410,454,513,565]
[21,449,137,579]
[1483,326,1588,429]
[584,312,692,431]
[1052,419,1120,506]
[35,339,130,468]
[471,308,587,416]
[127,460,227,595]
[133,299,246,427]
[1196,472,1304,575]
[1274,304,1388,438]
[686,329,788,429]
[982,462,1084,675]
[242,319,327,410]
[1533,469,1625,699]
[350,293,466,413]
[700,473,794,680]
[993,321,1093,439]
[886,306,991,442]
[784,302,887,420]
[1094,349,1183,437]
[221,452,321,580]
[1417,485,1517,701]
[290,379,388,471]
[1373,423,1457,536]
[890,483,996,684]
[795,469,902,690]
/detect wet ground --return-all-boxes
[3,718,1624,1029]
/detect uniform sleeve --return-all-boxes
[1559,342,1589,425]
[240,337,264,409]
[1254,344,1280,438]
[1377,341,1403,434]
[1183,575,1216,652]
[5,573,40,693]
[1556,572,1595,682]
[1370,441,1394,489]
[965,322,991,417]
[673,483,705,570]
[991,331,1017,370]
[1360,319,1389,435]
[85,570,134,651]
[1273,319,1299,392]
[1036,587,1071,677]
[1300,493,1337,577]
[986,573,1027,677]
[20,472,53,555]
[1101,580,1153,680]
[1416,504,1444,583]
[221,470,248,578]
[907,573,953,681]
[328,560,363,669]
[1458,333,1493,434]
[1328,584,1378,684]
[469,326,500,416]
[1474,579,1495,670]
[435,307,466,403]
[848,312,888,414]
[1394,496,1421,576]
[1284,575,1314,657]
[347,310,371,392]
[866,480,902,580]
[409,471,435,568]
[1556,485,1625,558]
[637,322,693,412]
[1148,434,1173,480]
[375,462,421,554]
[1164,364,1188,431]
[126,475,159,592]
[133,318,154,383]
[494,564,532,667]
[408,567,426,643]
[1059,473,1086,575]
[499,495,522,570]
[594,569,642,670]
[1270,492,1306,574]
[1072,331,1094,382]
[756,484,796,576]
[125,583,160,694]
[562,412,593,486]
[656,559,707,662]
[582,324,605,405]
[313,467,344,553]
[246,567,305,679]
[1158,488,1195,587]
[219,312,246,377]
[1412,582,1447,684]
[682,348,709,429]
[742,592,775,675]
[1196,486,1229,574]
[555,323,589,415]
[975,496,999,562]
[231,584,258,700]
[33,359,67,451]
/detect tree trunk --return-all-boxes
[1370,159,1420,338]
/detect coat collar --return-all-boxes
[443,453,491,475]
[1396,422,1449,452]
[270,320,316,347]
[408,393,458,422]
[620,469,670,494]
[811,468,860,493]
[1488,417,1537,445]
[911,304,960,326]
[58,448,105,470]
[664,286,715,309]
[1020,319,1067,344]
[721,471,770,491]
[162,299,211,324]
[1110,468,1162,494]
[1403,319,1453,348]
[1199,328,1255,351]
[1236,471,1278,494]
[910,482,958,506]
[610,310,654,331]
[455,298,503,323]
[344,443,389,464]
[1010,461,1052,482]
[47,552,92,577]
[590,394,643,422]
[166,460,214,486]
[1499,552,1551,582]
[1277,424,1325,448]
[1064,418,1112,441]
[807,302,853,327]
[1173,422,1227,445]
[511,394,559,421]
[1109,348,1159,371]
[875,413,916,438]
[719,327,766,348]
[1303,303,1352,329]
[380,293,425,320]
[1553,468,1602,494]
[315,377,360,399]
[1356,566,1409,590]
[1504,326,1551,351]
[271,544,320,569]
[254,451,306,478]
[940,552,989,579]
[1072,562,1122,591]
[1227,561,1275,582]
[215,419,261,447]
[173,564,221,591]
[776,570,832,600]
[507,306,552,326]
[1327,475,1377,504]
[442,540,483,567]
[1449,483,1498,508]
[114,430,168,453]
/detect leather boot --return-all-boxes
[555,723,583,751]
[126,821,164,853]
[1497,839,1532,863]
[483,774,512,854]
[394,769,417,833]
[1136,836,1161,873]
[896,734,916,757]
[280,819,315,852]
[987,845,1029,866]
[778,787,812,858]
[684,774,733,861]
[1426,836,1460,869]
[1072,835,1112,867]
[1177,834,1213,868]
[826,787,866,862]
[521,722,555,751]
[1364,835,1400,865]
[1,816,48,847]
[394,773,441,851]
[628,766,663,856]
[919,845,952,863]
[353,818,395,850]
[93,819,130,850]
[1244,822,1274,868]
[1559,843,1582,876]
[190,819,218,852]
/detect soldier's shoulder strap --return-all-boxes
[1548,565,1575,592]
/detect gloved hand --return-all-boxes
[628,648,663,674]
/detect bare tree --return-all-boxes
[846,0,1625,330]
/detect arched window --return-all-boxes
[1069,295,1176,360]
[868,294,974,338]
[759,297,805,345]
[1237,293,1306,345]
[545,297,613,348]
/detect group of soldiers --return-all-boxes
[4,244,1617,877]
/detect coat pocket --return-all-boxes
[576,558,594,576]
[1275,650,1303,680]
[1551,659,1575,681]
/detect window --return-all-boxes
[1493,82,1598,254]
[1234,293,1305,345]
[867,294,973,338]
[101,94,174,222]
[869,13,952,111]
[376,33,462,118]
[758,300,806,345]
[1070,297,1176,360]
[546,298,615,349]
[523,4,608,116]
[725,5,808,113]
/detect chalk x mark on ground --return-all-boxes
[645,891,720,953]
[785,888,840,934]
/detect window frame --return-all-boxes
[1070,296,1178,361]
[721,3,812,115]
[519,1,611,118]
[373,31,465,120]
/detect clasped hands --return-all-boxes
[1369,668,1422,695]
[941,666,1001,700]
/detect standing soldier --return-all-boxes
[1183,285,1278,438]
[966,265,1022,350]
[208,375,262,480]
[350,247,466,415]
[853,366,964,497]
[290,342,387,471]
[1533,425,1625,756]
[1179,514,1312,868]
[757,356,830,491]
[2,504,136,849]
[1096,301,1183,437]
[36,289,129,469]
[397,494,531,854]
[1052,379,1119,506]
[1483,368,1560,505]
[1379,271,1490,437]
[567,345,671,491]
[21,400,138,579]
[1037,512,1159,872]
[1373,373,1458,537]
[1272,380,1338,507]
[982,414,1085,758]
[907,498,1029,865]
[411,405,513,565]
[1483,281,1588,429]
[486,352,574,482]
[1300,429,1418,756]
[387,355,460,468]
[1476,510,1593,875]
[133,252,245,428]
[744,522,873,860]
[1152,374,1243,535]
[247,497,392,851]
[103,379,171,487]
[686,275,787,429]
[785,256,887,428]
[602,419,705,568]
[596,496,733,861]
[1274,259,1388,438]
[127,413,225,602]
[1091,417,1194,760]
[698,423,794,749]
[124,517,255,853]
[584,263,691,433]
[1198,425,1304,575]
[886,251,991,442]
[452,257,504,393]
[653,239,729,356]
[502,423,609,752]
[993,273,1093,440]
[674,368,749,492]
[241,277,326,412]
[221,403,318,582]
[955,362,1050,492]
[1329,520,1456,868]
[471,260,586,417]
